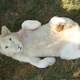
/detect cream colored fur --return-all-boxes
[0,16,80,68]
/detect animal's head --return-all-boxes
[0,26,23,56]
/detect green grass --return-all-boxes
[62,0,80,10]
[0,0,80,80]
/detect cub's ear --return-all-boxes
[1,25,11,36]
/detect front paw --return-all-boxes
[21,20,41,30]
[36,57,56,68]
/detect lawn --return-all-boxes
[0,0,80,80]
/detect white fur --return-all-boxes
[60,43,80,60]
[21,20,41,30]
[0,16,80,68]
[49,16,78,25]
[49,16,79,32]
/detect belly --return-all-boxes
[22,26,63,57]
[23,40,62,57]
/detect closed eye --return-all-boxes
[9,38,12,41]
[5,46,8,49]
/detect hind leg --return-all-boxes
[21,20,41,30]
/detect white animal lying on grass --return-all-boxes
[0,16,80,68]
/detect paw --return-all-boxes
[21,20,41,30]
[49,16,65,25]
[42,57,56,66]
[36,57,56,68]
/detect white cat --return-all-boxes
[0,16,80,68]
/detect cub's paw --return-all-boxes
[21,20,41,30]
[36,57,56,68]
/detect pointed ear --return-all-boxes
[1,25,11,36]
